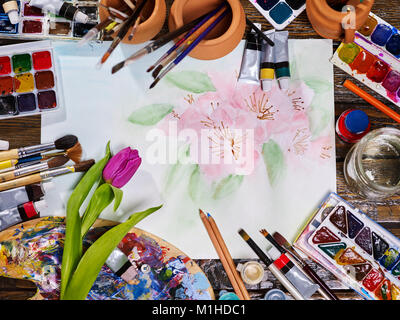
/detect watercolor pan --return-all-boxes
[294,192,400,300]
[247,0,306,30]
[0,0,100,41]
[0,40,63,119]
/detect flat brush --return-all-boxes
[65,142,82,163]
[78,17,116,46]
[272,232,339,300]
[238,228,304,300]
[147,3,227,75]
[150,8,229,89]
[0,155,69,183]
[111,13,208,74]
[98,0,147,66]
[0,160,95,192]
[0,135,78,162]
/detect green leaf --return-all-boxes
[60,142,112,299]
[165,71,216,93]
[188,165,203,202]
[262,139,286,187]
[80,183,115,239]
[128,104,174,126]
[302,77,333,94]
[308,95,332,139]
[111,185,123,212]
[62,205,163,300]
[212,175,244,200]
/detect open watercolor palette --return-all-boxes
[0,0,100,40]
[294,193,400,300]
[0,40,63,118]
[331,12,400,107]
[247,0,306,30]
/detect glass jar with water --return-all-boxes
[344,127,400,199]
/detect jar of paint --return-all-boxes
[336,109,370,143]
[344,127,400,199]
[236,261,264,285]
[99,0,166,44]
[219,290,240,300]
[168,0,246,60]
[264,288,288,300]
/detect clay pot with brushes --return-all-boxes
[306,0,374,43]
[168,0,246,60]
[99,0,166,44]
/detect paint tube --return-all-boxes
[260,30,276,92]
[274,31,291,90]
[0,0,19,24]
[0,200,45,232]
[238,28,262,85]
[0,140,9,151]
[268,247,319,299]
[105,247,139,283]
[0,184,44,211]
[29,0,89,23]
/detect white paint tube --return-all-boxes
[260,30,276,91]
[274,31,291,90]
[238,27,262,85]
[29,0,88,23]
[0,0,19,24]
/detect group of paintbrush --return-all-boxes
[199,209,250,300]
[111,1,231,89]
[0,135,95,192]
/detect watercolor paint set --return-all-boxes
[0,0,100,40]
[247,0,306,30]
[0,40,63,118]
[331,12,400,107]
[294,192,400,300]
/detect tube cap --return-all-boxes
[0,140,9,150]
[344,110,369,134]
[262,80,272,91]
[264,289,287,300]
[33,199,47,214]
[278,78,290,90]
[7,10,19,24]
[74,11,89,24]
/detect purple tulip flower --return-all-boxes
[103,147,142,188]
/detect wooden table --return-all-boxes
[0,0,399,300]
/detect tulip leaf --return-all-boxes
[110,185,123,212]
[128,104,174,126]
[212,175,244,200]
[80,183,115,239]
[62,205,163,300]
[60,142,112,298]
[165,71,216,93]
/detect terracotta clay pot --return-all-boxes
[168,0,246,60]
[306,0,374,43]
[99,0,166,44]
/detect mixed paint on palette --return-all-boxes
[0,0,99,40]
[331,13,400,107]
[295,193,400,300]
[0,217,211,300]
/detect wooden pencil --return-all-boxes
[207,213,251,300]
[199,209,245,300]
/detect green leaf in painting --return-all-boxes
[302,77,333,94]
[128,104,174,126]
[165,71,216,94]
[212,175,244,200]
[307,95,332,139]
[262,139,286,187]
[188,165,203,202]
[62,205,163,300]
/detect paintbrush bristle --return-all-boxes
[238,229,249,241]
[146,64,155,73]
[112,61,125,74]
[54,135,78,150]
[47,155,70,168]
[66,142,82,163]
[259,229,269,237]
[152,65,163,78]
[149,78,160,89]
[74,159,95,172]
[101,52,110,64]
[272,232,291,249]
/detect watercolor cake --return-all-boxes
[294,192,400,300]
[0,217,213,300]
[331,13,400,107]
[0,40,62,118]
[247,0,306,30]
[0,0,100,40]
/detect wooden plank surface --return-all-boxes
[0,0,399,300]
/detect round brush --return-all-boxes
[0,135,78,162]
[0,155,70,183]
[0,160,95,192]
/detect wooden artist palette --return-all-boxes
[0,216,214,300]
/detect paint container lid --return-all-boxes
[0,140,9,150]
[262,80,272,91]
[264,289,287,300]
[344,110,369,134]
[7,10,19,24]
[75,11,89,24]
[219,290,240,300]
[278,78,290,90]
